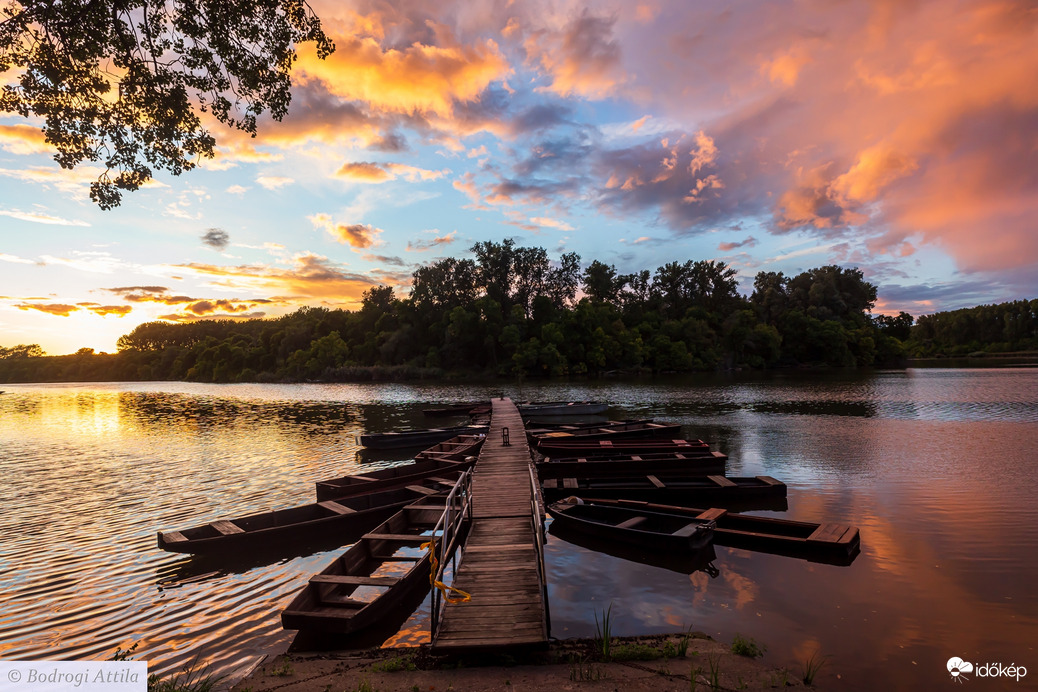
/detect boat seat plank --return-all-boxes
[646,474,665,488]
[318,501,355,515]
[363,533,432,543]
[562,478,578,489]
[317,595,369,608]
[697,508,727,522]
[162,531,187,543]
[209,520,244,535]
[406,484,439,495]
[542,479,558,490]
[615,516,647,529]
[807,523,849,543]
[707,475,737,487]
[757,475,783,486]
[672,522,707,538]
[310,575,400,586]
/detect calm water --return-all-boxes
[0,371,1036,690]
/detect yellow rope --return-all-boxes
[422,540,471,604]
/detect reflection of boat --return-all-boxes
[535,438,715,455]
[282,474,471,635]
[567,498,861,565]
[549,520,720,576]
[359,425,488,449]
[517,401,609,416]
[541,474,786,508]
[157,480,455,555]
[546,499,715,554]
[537,452,727,479]
[422,402,488,417]
[527,420,683,443]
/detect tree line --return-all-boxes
[2,240,1035,383]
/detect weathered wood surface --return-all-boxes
[432,398,549,652]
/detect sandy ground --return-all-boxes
[231,633,823,692]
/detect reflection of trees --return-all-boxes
[117,393,351,436]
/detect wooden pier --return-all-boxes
[431,397,549,652]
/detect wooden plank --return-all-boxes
[310,574,400,586]
[615,516,647,529]
[807,523,846,543]
[405,484,439,495]
[646,474,665,488]
[363,533,431,543]
[562,477,578,489]
[757,475,783,486]
[697,508,727,522]
[210,520,244,535]
[318,500,355,514]
[162,531,187,543]
[672,522,707,538]
[707,475,737,487]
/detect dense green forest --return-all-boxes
[2,240,1036,383]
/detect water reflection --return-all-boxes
[0,372,1036,691]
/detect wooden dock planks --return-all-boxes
[432,398,549,653]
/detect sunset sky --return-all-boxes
[2,0,1036,355]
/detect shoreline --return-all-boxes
[229,633,822,691]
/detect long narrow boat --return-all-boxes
[517,401,609,416]
[535,438,715,455]
[359,425,488,449]
[282,473,471,635]
[413,433,485,461]
[536,451,727,479]
[527,420,683,443]
[541,474,786,507]
[569,498,861,565]
[546,498,715,554]
[315,457,473,501]
[157,479,457,554]
[422,402,488,417]
[549,521,721,576]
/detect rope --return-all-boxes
[421,540,471,604]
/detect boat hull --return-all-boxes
[359,425,488,449]
[547,500,714,554]
[537,452,727,479]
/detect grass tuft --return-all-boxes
[802,650,830,686]
[594,603,614,659]
[730,633,766,659]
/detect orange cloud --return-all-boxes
[294,28,509,116]
[525,10,626,99]
[16,303,80,316]
[0,124,53,155]
[337,161,393,182]
[407,231,458,251]
[86,305,132,317]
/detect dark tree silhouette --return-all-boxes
[0,0,333,208]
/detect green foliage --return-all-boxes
[370,655,416,673]
[611,643,664,661]
[267,660,293,677]
[730,633,766,658]
[594,603,613,659]
[12,239,1022,384]
[0,1,333,208]
[801,651,830,686]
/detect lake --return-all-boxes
[0,369,1035,690]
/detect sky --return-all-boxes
[1,0,1036,355]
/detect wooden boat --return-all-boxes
[517,401,609,416]
[316,457,473,501]
[359,425,488,449]
[536,451,727,479]
[282,473,472,635]
[546,498,715,553]
[527,419,683,442]
[570,498,861,565]
[541,474,787,507]
[535,437,716,455]
[549,520,721,576]
[413,433,485,461]
[157,479,458,555]
[422,402,487,417]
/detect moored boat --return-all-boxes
[359,425,488,449]
[541,474,786,508]
[315,457,474,501]
[422,402,488,417]
[547,498,715,554]
[282,472,472,635]
[413,433,485,461]
[526,419,683,443]
[157,479,457,555]
[536,451,727,479]
[517,401,609,416]
[535,437,714,455]
[570,498,861,565]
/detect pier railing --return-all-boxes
[429,469,473,637]
[529,463,551,637]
